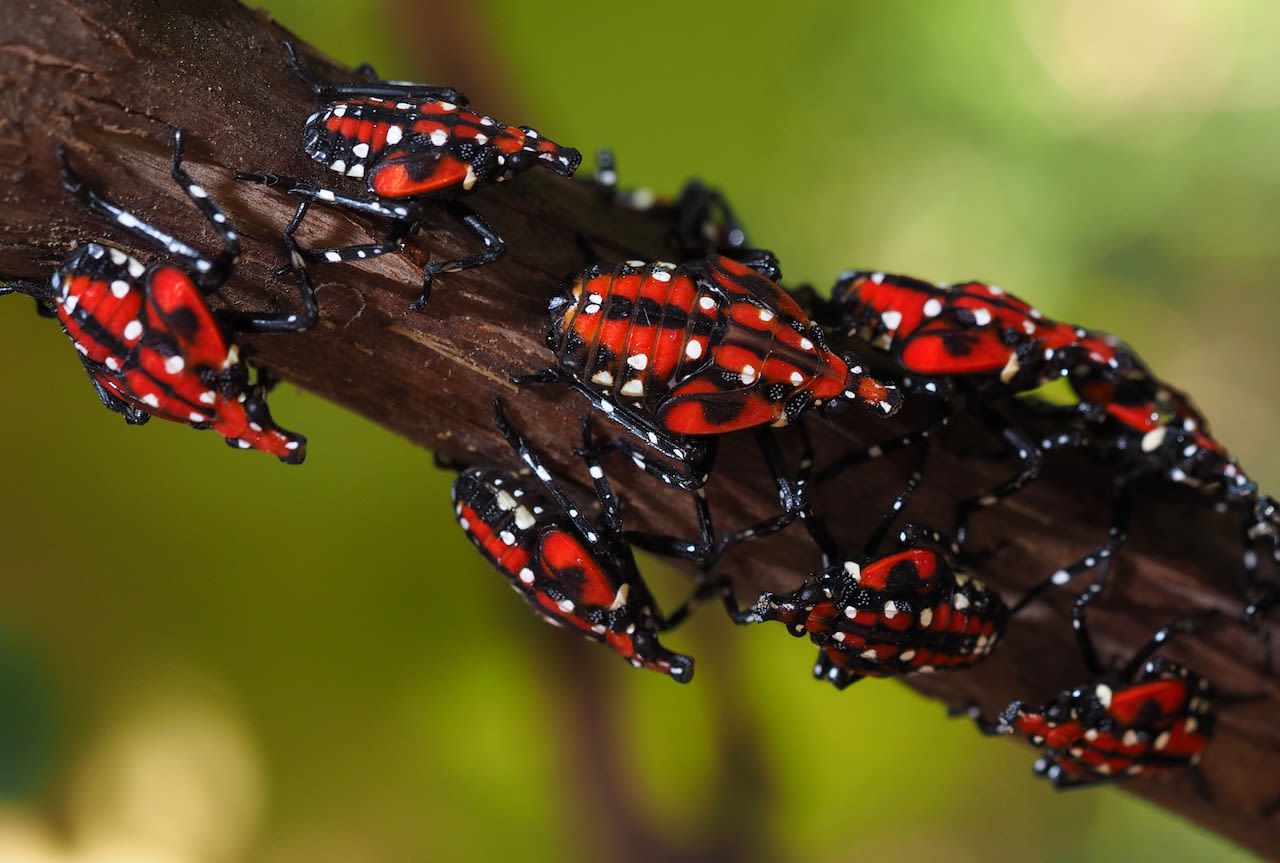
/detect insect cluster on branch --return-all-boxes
[5,40,1275,803]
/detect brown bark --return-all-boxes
[1,1,1278,857]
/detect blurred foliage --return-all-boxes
[0,0,1277,860]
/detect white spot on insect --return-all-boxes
[620,379,645,397]
[588,465,604,480]
[1022,320,1036,335]
[383,124,404,146]
[651,269,672,283]
[1051,569,1071,585]
[123,320,143,341]
[1122,730,1140,747]
[698,295,716,311]
[557,598,575,613]
[519,568,535,585]
[164,355,185,375]
[583,303,601,315]
[919,607,933,627]
[591,370,615,387]
[104,356,120,371]
[331,105,347,118]
[758,308,774,322]
[1095,683,1113,708]
[499,530,516,546]
[116,212,139,230]
[395,101,413,110]
[880,309,903,331]
[609,584,630,611]
[330,159,347,173]
[740,364,757,385]
[200,390,216,405]
[142,393,160,408]
[496,489,518,511]
[514,505,536,530]
[1185,717,1198,734]
[346,163,366,179]
[972,308,993,326]
[474,133,489,145]
[685,340,703,361]
[188,184,208,199]
[325,251,343,263]
[62,294,79,313]
[883,601,899,619]
[1142,427,1167,453]
[922,298,943,317]
[188,411,206,423]
[789,371,803,385]
[430,129,449,147]
[463,165,478,190]
[999,352,1021,383]
[900,649,916,662]
[351,142,370,159]
[953,592,970,611]
[627,353,649,371]
[798,337,814,351]
[318,189,337,202]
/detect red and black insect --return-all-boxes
[450,400,695,682]
[738,524,1008,689]
[518,255,903,490]
[825,269,1135,542]
[238,41,582,309]
[991,581,1215,789]
[1,129,315,462]
[831,271,1129,393]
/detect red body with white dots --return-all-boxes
[548,256,901,437]
[303,97,580,199]
[832,270,1126,391]
[452,467,693,682]
[48,243,305,462]
[1000,658,1214,787]
[741,541,1007,689]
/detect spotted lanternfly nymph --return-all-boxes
[237,41,582,309]
[1,128,315,462]
[824,269,1138,543]
[992,581,1216,789]
[450,400,695,682]
[517,255,903,490]
[831,271,1129,393]
[737,524,1008,689]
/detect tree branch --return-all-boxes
[2,1,1277,857]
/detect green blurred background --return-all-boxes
[1,1,1277,860]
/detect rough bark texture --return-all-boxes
[1,1,1278,857]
